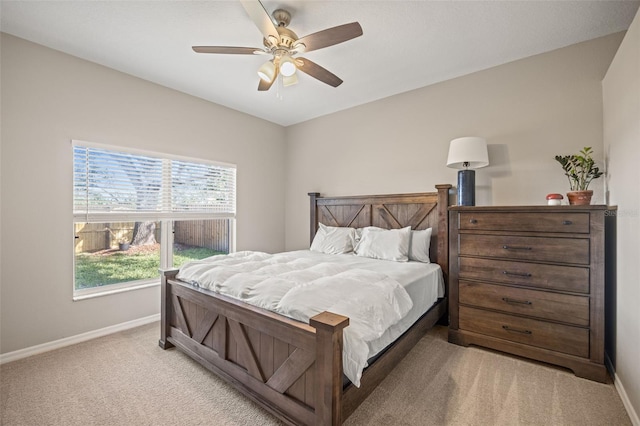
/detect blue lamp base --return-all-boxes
[457,169,476,206]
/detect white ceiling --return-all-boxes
[2,1,638,127]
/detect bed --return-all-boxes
[159,184,451,425]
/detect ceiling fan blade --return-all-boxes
[295,22,363,53]
[240,0,280,44]
[258,68,278,91]
[192,46,262,55]
[296,57,343,88]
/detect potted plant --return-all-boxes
[554,146,603,205]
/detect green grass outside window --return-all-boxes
[75,246,223,289]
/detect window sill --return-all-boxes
[73,279,160,301]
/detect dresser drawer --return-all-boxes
[459,281,589,326]
[459,212,590,233]
[459,234,589,264]
[459,257,590,293]
[459,306,589,358]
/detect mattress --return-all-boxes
[360,256,444,357]
[177,249,444,386]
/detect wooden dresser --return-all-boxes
[448,205,615,382]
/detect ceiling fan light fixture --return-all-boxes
[257,60,276,82]
[283,73,298,87]
[279,55,297,77]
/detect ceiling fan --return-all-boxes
[192,0,363,91]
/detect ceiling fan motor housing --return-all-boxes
[263,27,296,50]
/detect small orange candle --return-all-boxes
[546,193,563,205]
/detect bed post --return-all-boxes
[159,268,179,350]
[435,184,452,285]
[308,192,320,246]
[310,311,349,426]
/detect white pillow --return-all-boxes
[409,228,432,263]
[310,223,356,254]
[354,226,411,262]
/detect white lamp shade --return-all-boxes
[279,56,297,77]
[282,73,298,87]
[446,137,489,169]
[257,60,276,82]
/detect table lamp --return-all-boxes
[447,137,489,206]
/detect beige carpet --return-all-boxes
[0,323,630,426]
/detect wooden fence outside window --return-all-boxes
[74,220,229,253]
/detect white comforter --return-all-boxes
[176,250,414,387]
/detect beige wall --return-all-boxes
[284,33,624,251]
[0,34,286,354]
[603,8,640,423]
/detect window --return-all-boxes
[72,140,236,299]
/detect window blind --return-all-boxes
[73,141,236,222]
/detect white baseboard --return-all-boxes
[614,371,640,426]
[0,314,160,365]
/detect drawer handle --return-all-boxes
[563,220,573,225]
[469,219,478,224]
[502,297,532,306]
[502,270,532,278]
[503,245,532,251]
[502,325,532,335]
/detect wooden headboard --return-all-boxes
[308,184,452,280]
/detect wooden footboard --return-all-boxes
[160,270,446,425]
[160,270,349,425]
[159,184,452,425]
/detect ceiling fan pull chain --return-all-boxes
[276,74,284,101]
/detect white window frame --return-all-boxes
[72,140,236,300]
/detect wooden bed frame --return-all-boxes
[159,184,451,425]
